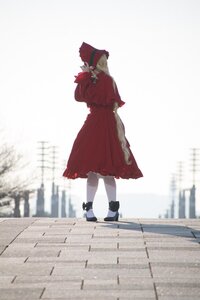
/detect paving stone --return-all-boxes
[89,241,118,247]
[1,248,60,257]
[149,256,200,263]
[118,257,149,266]
[0,257,27,264]
[88,255,117,263]
[151,261,200,268]
[143,232,194,238]
[148,249,200,259]
[52,266,151,277]
[25,226,50,231]
[0,287,43,299]
[90,247,145,252]
[0,263,53,275]
[87,263,149,270]
[0,281,81,289]
[35,243,89,250]
[83,283,153,290]
[155,281,200,287]
[156,286,200,296]
[119,276,154,285]
[118,243,146,248]
[144,236,197,241]
[147,245,200,250]
[158,297,200,300]
[7,243,37,249]
[152,266,200,278]
[42,298,152,300]
[153,277,200,284]
[0,275,15,283]
[42,288,156,298]
[14,275,82,283]
[145,240,200,246]
[43,231,70,235]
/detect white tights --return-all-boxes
[86,172,116,218]
[87,172,116,203]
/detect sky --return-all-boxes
[0,0,200,218]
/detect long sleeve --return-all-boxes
[74,72,125,108]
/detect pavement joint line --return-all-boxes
[117,242,119,249]
[148,262,154,278]
[88,245,91,252]
[57,250,61,257]
[39,287,46,299]
[49,266,54,276]
[145,247,149,259]
[85,260,88,268]
[191,231,198,240]
[0,245,8,255]
[81,279,84,290]
[24,257,29,263]
[117,275,120,285]
[34,242,38,248]
[11,275,17,283]
[153,282,159,300]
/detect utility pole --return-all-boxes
[189,148,199,218]
[50,146,59,217]
[61,190,66,217]
[177,161,184,191]
[38,141,49,186]
[190,148,200,186]
[36,141,49,216]
[177,161,185,218]
[170,174,176,218]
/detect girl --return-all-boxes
[63,42,143,221]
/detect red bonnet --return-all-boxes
[79,42,109,67]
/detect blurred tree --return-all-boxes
[0,143,22,200]
[0,139,35,217]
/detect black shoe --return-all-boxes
[104,201,120,222]
[82,202,97,222]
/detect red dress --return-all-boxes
[63,71,143,179]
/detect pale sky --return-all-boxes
[0,0,200,217]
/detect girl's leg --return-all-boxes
[87,172,99,203]
[83,172,99,220]
[103,176,119,221]
[103,176,116,202]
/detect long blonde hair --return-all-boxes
[96,54,116,92]
[97,55,132,165]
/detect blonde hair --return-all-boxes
[97,55,131,165]
[96,54,116,92]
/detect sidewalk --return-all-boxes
[0,218,200,300]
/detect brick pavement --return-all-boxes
[0,218,200,299]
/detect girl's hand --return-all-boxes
[80,62,91,72]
